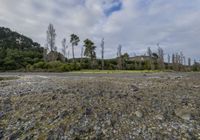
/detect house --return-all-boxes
[129,56,153,61]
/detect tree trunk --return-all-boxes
[101,48,104,70]
[102,58,104,70]
[72,44,75,62]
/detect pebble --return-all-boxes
[135,111,143,118]
[0,74,199,139]
[155,114,164,121]
[0,111,4,118]
[175,108,192,121]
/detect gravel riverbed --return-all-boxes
[0,72,200,140]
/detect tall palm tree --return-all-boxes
[83,39,96,68]
[70,34,80,62]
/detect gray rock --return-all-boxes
[135,111,143,118]
[0,129,3,139]
[155,114,164,121]
[175,108,192,121]
[59,110,69,119]
[0,111,4,118]
[85,108,93,116]
[2,97,12,112]
[9,130,22,140]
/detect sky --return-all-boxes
[0,0,200,61]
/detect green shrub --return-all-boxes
[29,61,81,72]
[33,62,46,69]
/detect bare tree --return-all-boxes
[68,50,70,59]
[81,46,84,63]
[172,53,176,70]
[188,57,191,66]
[101,38,105,70]
[183,56,186,65]
[147,47,152,57]
[46,23,57,61]
[180,52,184,65]
[117,45,122,70]
[61,38,68,62]
[43,44,49,62]
[167,54,170,69]
[168,54,170,64]
[147,47,154,70]
[172,54,175,64]
[117,45,122,58]
[174,52,183,71]
[157,44,164,69]
[47,23,56,52]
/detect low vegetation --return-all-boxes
[26,61,81,72]
[0,77,18,81]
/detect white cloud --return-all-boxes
[0,0,200,61]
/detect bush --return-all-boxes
[33,62,47,69]
[29,61,81,72]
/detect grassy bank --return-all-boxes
[0,77,18,81]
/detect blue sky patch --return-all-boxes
[104,0,122,16]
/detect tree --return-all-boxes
[172,54,174,63]
[168,54,170,64]
[117,45,122,70]
[46,23,57,61]
[43,44,49,62]
[147,47,152,57]
[188,57,191,66]
[122,53,129,69]
[147,47,154,70]
[70,34,80,62]
[192,59,199,71]
[180,52,184,65]
[61,38,67,62]
[172,53,175,70]
[101,38,105,70]
[152,53,159,59]
[157,44,164,69]
[83,39,96,68]
[46,23,56,52]
[81,46,84,63]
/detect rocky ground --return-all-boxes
[0,72,200,140]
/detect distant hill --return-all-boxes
[0,27,44,70]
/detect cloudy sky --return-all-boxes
[0,0,200,60]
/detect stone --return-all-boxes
[130,85,139,92]
[85,108,93,116]
[193,85,199,88]
[0,129,3,139]
[51,95,57,100]
[59,110,69,119]
[9,131,22,140]
[175,108,192,121]
[2,97,12,112]
[135,111,143,118]
[155,114,164,121]
[0,111,4,118]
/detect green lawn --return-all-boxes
[71,70,161,74]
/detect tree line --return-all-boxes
[0,25,199,72]
[42,23,199,72]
